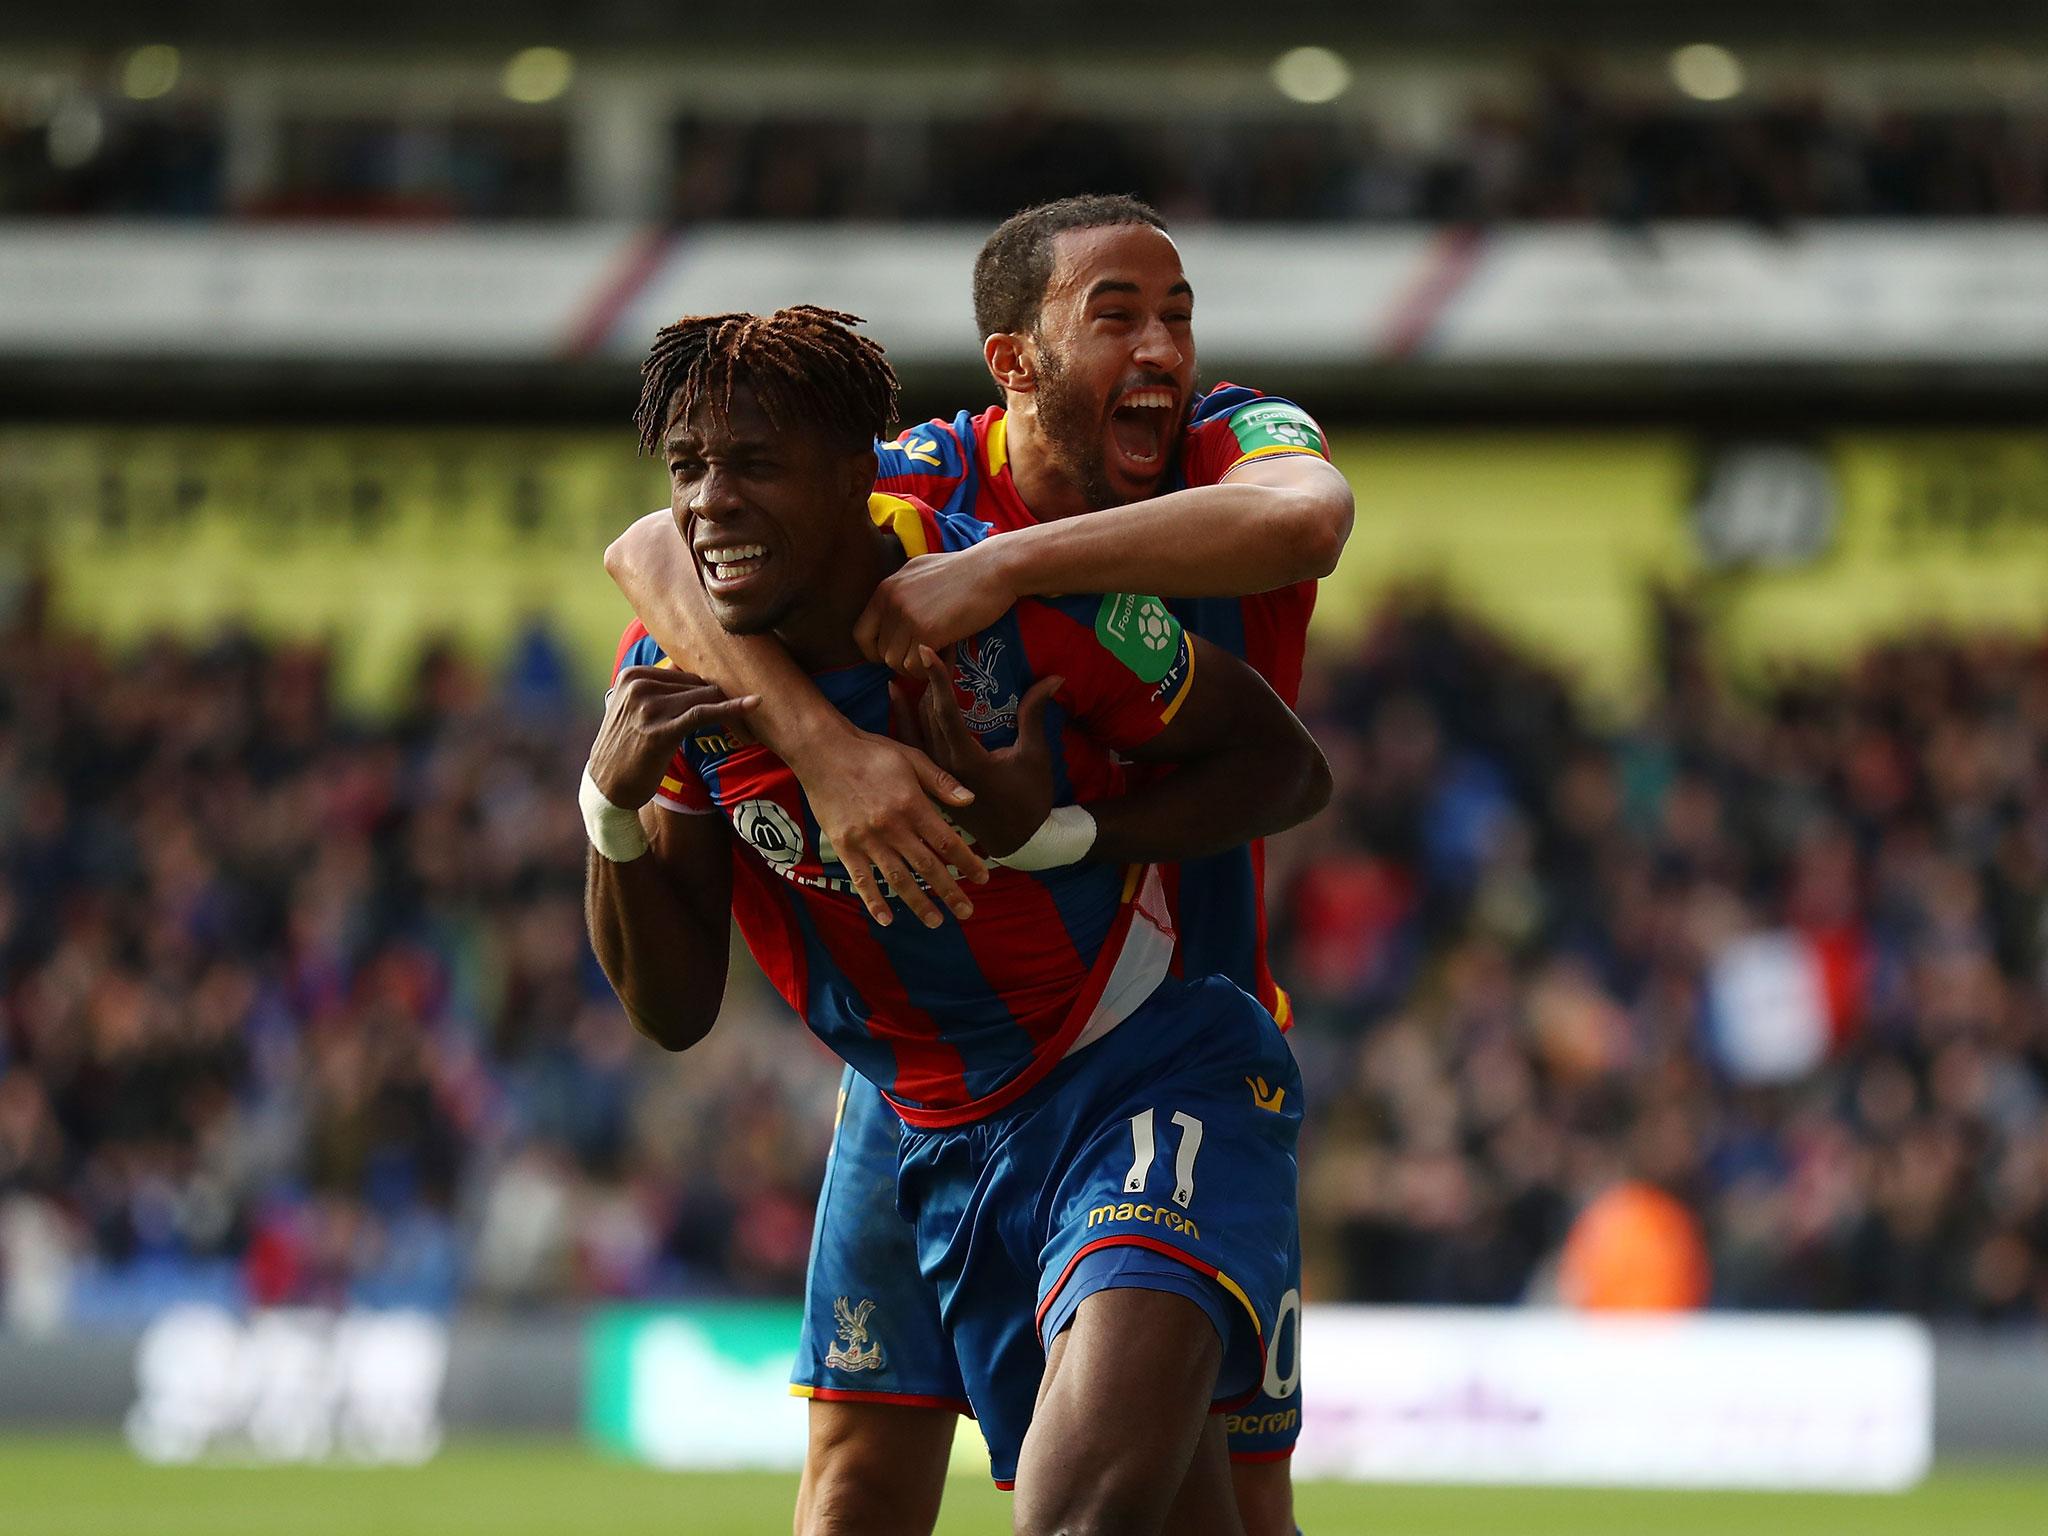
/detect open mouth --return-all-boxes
[698,542,771,591]
[1107,387,1177,476]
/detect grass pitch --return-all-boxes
[1,1437,2043,1536]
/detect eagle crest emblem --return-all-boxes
[824,1296,885,1373]
[955,637,1019,736]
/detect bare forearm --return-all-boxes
[605,513,852,763]
[990,479,1346,600]
[1088,743,1331,866]
[584,837,729,1050]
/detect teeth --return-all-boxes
[703,544,766,564]
[703,543,768,583]
[1120,390,1174,409]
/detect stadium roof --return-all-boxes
[12,0,2040,49]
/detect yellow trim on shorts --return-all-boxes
[1209,1263,1264,1344]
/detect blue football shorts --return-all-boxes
[793,1014,1308,1463]
[791,1067,971,1412]
[895,974,1303,1487]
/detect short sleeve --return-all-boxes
[609,620,714,814]
[1016,594,1196,755]
[1181,394,1331,488]
[649,758,713,814]
[874,417,971,503]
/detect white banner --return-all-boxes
[5,222,2048,368]
[126,1305,450,1465]
[1436,223,2048,363]
[589,1302,1933,1490]
[1295,1307,1933,1491]
[0,224,632,358]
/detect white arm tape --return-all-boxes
[993,804,1097,872]
[580,767,651,863]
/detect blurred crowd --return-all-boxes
[2,580,2047,1328]
[1279,595,2048,1323]
[9,77,2048,224]
[0,585,835,1329]
[668,93,2048,226]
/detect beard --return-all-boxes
[1031,349,1196,513]
[1031,349,1124,510]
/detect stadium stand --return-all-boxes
[10,73,2048,224]
[3,576,2042,1323]
[0,585,834,1325]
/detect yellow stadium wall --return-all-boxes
[5,426,2048,711]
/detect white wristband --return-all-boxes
[993,804,1097,872]
[580,767,650,863]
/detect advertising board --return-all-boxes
[1293,1308,1933,1491]
[584,1303,1933,1491]
[125,1305,449,1465]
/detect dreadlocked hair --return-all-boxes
[632,305,899,457]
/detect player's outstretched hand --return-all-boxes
[907,646,1061,861]
[589,666,759,810]
[857,546,1015,673]
[800,726,990,931]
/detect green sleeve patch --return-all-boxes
[1228,400,1325,457]
[1094,593,1184,683]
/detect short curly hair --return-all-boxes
[971,195,1169,339]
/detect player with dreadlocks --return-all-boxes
[630,305,903,461]
[620,305,994,928]
[606,200,1349,1536]
[582,305,1327,1536]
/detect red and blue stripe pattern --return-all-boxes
[871,386,1331,1030]
[616,494,1192,1126]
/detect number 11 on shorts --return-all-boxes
[1123,1109,1205,1208]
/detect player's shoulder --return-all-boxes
[1188,381,1268,427]
[612,618,669,680]
[1187,381,1312,428]
[1182,382,1328,477]
[875,410,977,482]
[868,490,990,558]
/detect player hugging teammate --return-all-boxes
[591,199,1354,1536]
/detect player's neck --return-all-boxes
[1001,406,1093,523]
[771,524,904,673]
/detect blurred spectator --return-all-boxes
[247,118,570,221]
[1279,590,2048,1322]
[13,72,2048,224]
[1557,1181,1711,1310]
[0,599,839,1323]
[3,578,2047,1326]
[0,100,223,218]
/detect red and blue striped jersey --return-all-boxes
[873,384,1331,1028]
[614,492,1196,1128]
